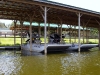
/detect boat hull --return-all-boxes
[66,44,98,51]
[22,43,71,53]
[22,44,44,52]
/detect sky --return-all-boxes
[50,0,100,12]
[0,0,100,25]
[0,19,13,25]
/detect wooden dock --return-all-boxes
[0,46,21,51]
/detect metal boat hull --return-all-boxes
[66,44,98,51]
[22,43,71,53]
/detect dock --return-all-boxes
[0,46,21,51]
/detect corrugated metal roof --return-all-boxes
[34,0,100,15]
[0,0,100,28]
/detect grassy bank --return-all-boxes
[0,37,98,46]
[0,38,23,46]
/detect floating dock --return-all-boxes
[0,46,21,51]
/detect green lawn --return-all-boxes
[64,38,98,44]
[0,38,26,46]
[0,37,98,46]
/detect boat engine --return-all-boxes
[49,33,60,43]
[26,32,41,43]
[32,32,41,44]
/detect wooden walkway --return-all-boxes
[0,46,21,51]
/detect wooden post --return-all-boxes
[38,23,41,36]
[82,19,91,43]
[40,6,50,54]
[76,12,83,52]
[44,6,47,54]
[29,20,32,51]
[20,20,23,50]
[59,24,62,43]
[83,25,85,43]
[69,25,71,43]
[14,20,17,46]
[74,26,76,43]
[78,12,81,52]
[86,27,88,43]
[57,25,59,34]
[99,26,100,49]
[48,23,50,32]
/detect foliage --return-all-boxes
[90,28,99,38]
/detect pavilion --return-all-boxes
[0,0,100,54]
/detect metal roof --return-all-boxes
[35,0,100,15]
[0,0,100,28]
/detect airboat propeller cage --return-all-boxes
[32,33,40,38]
[27,31,40,39]
[49,33,65,43]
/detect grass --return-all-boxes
[0,37,98,46]
[0,37,26,46]
[64,38,98,44]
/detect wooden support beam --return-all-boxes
[20,20,23,50]
[40,6,49,54]
[14,20,17,46]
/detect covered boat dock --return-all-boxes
[0,0,100,54]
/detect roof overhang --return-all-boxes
[0,0,100,28]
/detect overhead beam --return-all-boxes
[7,0,100,17]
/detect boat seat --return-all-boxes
[34,39,41,44]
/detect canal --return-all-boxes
[0,50,100,75]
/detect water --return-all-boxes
[0,50,100,75]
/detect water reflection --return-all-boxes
[0,51,22,75]
[0,50,100,75]
[61,51,100,75]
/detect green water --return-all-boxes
[0,50,100,75]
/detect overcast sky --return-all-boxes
[0,19,12,25]
[50,0,100,12]
[0,0,100,25]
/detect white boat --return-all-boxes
[66,43,98,51]
[22,32,98,52]
[22,43,71,53]
[21,32,71,53]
